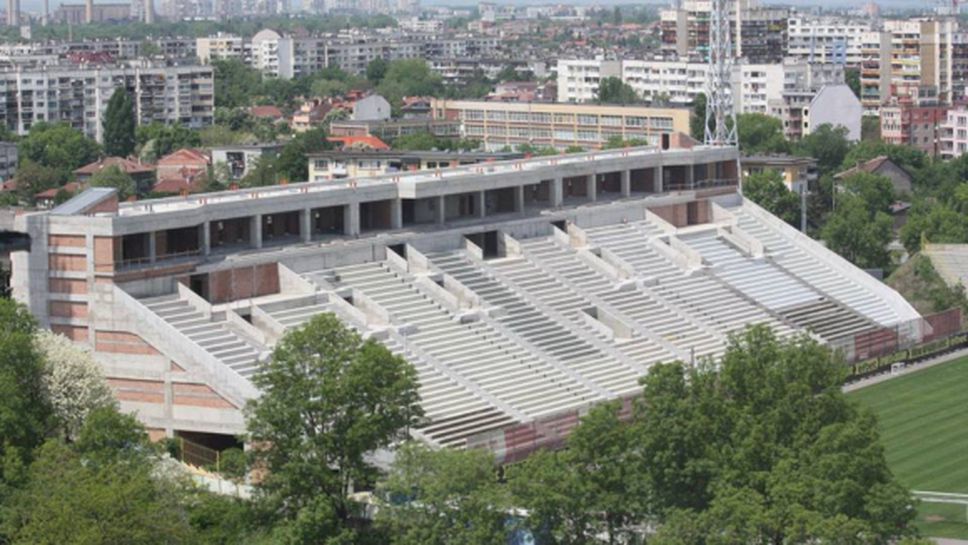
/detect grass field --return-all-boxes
[849,356,968,538]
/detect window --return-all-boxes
[577,114,598,125]
[314,159,329,169]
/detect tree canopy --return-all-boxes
[596,76,641,105]
[89,165,137,200]
[18,122,100,172]
[742,169,801,227]
[737,113,791,155]
[103,88,137,157]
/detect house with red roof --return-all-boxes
[153,149,211,196]
[73,157,156,196]
[249,105,285,122]
[35,182,82,209]
[326,135,390,151]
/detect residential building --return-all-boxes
[53,2,134,23]
[556,58,621,104]
[155,148,211,189]
[10,144,921,461]
[211,144,283,180]
[352,95,392,122]
[329,118,461,141]
[0,61,213,142]
[769,84,863,141]
[786,16,873,65]
[659,0,789,63]
[0,141,16,182]
[430,98,692,151]
[741,154,817,194]
[74,157,156,195]
[835,156,913,196]
[879,89,949,157]
[196,34,248,64]
[940,106,968,159]
[307,149,521,181]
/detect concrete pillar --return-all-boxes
[435,195,446,224]
[551,178,563,207]
[655,166,663,193]
[390,199,402,229]
[621,170,631,197]
[687,164,695,189]
[148,232,157,263]
[478,190,487,218]
[587,174,597,202]
[251,214,262,249]
[345,203,360,236]
[300,208,312,243]
[202,222,211,256]
[514,185,525,214]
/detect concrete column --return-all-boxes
[435,195,446,224]
[478,190,487,218]
[390,199,402,229]
[587,174,597,202]
[621,170,631,197]
[301,208,312,243]
[251,214,262,249]
[551,177,563,207]
[514,185,525,214]
[148,232,157,263]
[655,166,663,193]
[687,164,695,189]
[202,222,211,256]
[345,203,360,236]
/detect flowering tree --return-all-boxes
[35,330,116,440]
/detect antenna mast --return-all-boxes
[704,0,737,146]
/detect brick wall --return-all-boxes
[51,324,89,342]
[95,330,160,356]
[49,254,87,271]
[108,378,165,404]
[48,278,88,295]
[93,236,118,273]
[208,263,279,304]
[173,383,237,409]
[49,300,88,318]
[48,234,85,247]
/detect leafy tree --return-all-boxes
[73,406,154,465]
[275,127,332,183]
[845,67,861,99]
[742,170,800,227]
[604,135,650,149]
[793,124,851,175]
[691,93,707,141]
[35,330,115,441]
[18,122,100,171]
[736,113,790,154]
[89,165,137,200]
[495,64,524,82]
[103,88,136,157]
[377,59,444,108]
[837,171,896,214]
[900,199,968,253]
[136,122,202,162]
[0,299,51,480]
[4,437,192,545]
[862,116,881,142]
[13,160,69,204]
[636,326,917,542]
[564,145,586,154]
[246,313,422,542]
[366,57,389,85]
[842,140,925,174]
[510,402,642,545]
[379,442,510,545]
[239,156,278,188]
[213,59,263,109]
[596,76,640,105]
[821,194,894,269]
[393,131,440,151]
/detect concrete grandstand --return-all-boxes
[10,145,921,460]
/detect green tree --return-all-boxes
[604,135,650,149]
[596,76,640,105]
[691,93,707,141]
[837,171,896,214]
[742,170,801,227]
[379,442,510,545]
[377,59,444,109]
[213,59,264,109]
[393,131,440,151]
[637,326,917,542]
[239,156,278,188]
[4,434,192,544]
[845,67,861,99]
[366,57,389,85]
[18,122,100,171]
[821,194,894,269]
[793,124,851,175]
[246,314,422,542]
[89,165,137,200]
[275,127,332,183]
[103,88,136,157]
[136,122,203,161]
[862,116,881,142]
[842,140,925,174]
[510,402,642,545]
[13,160,69,204]
[0,299,51,485]
[899,199,968,253]
[736,113,791,154]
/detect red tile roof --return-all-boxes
[250,105,285,120]
[35,182,81,199]
[157,148,210,166]
[74,157,155,177]
[326,135,390,150]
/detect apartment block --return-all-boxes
[556,59,622,104]
[430,98,692,151]
[659,0,788,63]
[768,84,862,141]
[196,33,249,64]
[880,91,948,157]
[940,106,968,159]
[0,61,214,142]
[786,16,873,65]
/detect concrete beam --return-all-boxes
[251,214,262,249]
[300,208,311,243]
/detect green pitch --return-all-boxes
[848,355,968,493]
[849,356,968,538]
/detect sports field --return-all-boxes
[849,355,968,538]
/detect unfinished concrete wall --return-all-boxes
[208,263,280,304]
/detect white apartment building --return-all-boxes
[196,33,249,64]
[786,16,873,65]
[0,62,214,142]
[556,59,621,103]
[940,107,968,159]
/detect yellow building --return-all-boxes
[430,99,692,151]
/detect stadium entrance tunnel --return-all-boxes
[465,231,500,258]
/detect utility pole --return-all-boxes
[704,0,738,147]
